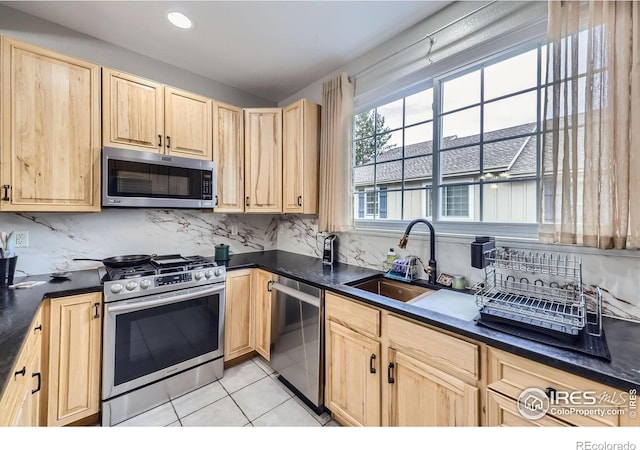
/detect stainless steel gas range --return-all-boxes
[100,254,226,426]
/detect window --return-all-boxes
[442,185,470,218]
[356,187,387,219]
[353,41,544,228]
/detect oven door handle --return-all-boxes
[107,284,225,314]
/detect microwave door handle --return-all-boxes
[269,282,320,308]
[107,284,225,314]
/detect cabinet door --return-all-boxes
[213,101,245,212]
[165,87,212,160]
[102,68,164,152]
[325,320,381,426]
[244,108,282,213]
[253,269,272,361]
[387,348,479,426]
[224,269,255,362]
[47,293,102,426]
[282,99,319,214]
[0,307,43,427]
[0,37,100,212]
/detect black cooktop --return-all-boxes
[102,254,217,281]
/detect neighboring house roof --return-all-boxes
[354,122,539,186]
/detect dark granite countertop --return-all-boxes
[2,250,639,403]
[225,250,640,392]
[0,270,103,397]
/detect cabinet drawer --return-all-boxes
[487,347,632,427]
[486,390,570,427]
[325,293,380,339]
[387,314,479,383]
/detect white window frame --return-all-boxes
[353,27,546,240]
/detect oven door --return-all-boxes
[102,283,225,400]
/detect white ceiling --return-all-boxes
[2,1,451,102]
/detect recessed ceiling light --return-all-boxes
[167,11,192,29]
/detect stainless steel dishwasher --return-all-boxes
[268,274,324,413]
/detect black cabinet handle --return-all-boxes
[387,362,395,384]
[93,302,100,319]
[34,324,42,332]
[31,372,41,395]
[158,134,162,147]
[245,197,250,207]
[2,185,9,201]
[214,195,219,206]
[545,387,557,400]
[369,354,376,374]
[297,195,302,207]
[14,366,25,379]
[166,136,171,149]
[267,280,274,292]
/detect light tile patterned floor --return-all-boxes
[114,357,339,427]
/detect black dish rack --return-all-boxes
[475,247,602,341]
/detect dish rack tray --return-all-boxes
[475,247,602,339]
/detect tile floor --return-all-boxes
[114,356,340,427]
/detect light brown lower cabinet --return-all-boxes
[224,268,273,363]
[324,292,480,427]
[253,269,273,361]
[45,292,102,426]
[0,308,43,426]
[486,347,639,427]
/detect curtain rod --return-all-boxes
[348,1,497,83]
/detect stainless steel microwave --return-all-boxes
[102,147,216,208]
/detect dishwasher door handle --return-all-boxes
[270,281,320,308]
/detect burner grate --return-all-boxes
[101,254,217,281]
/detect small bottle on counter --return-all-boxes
[386,248,397,264]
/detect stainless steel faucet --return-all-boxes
[398,218,437,284]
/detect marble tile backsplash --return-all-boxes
[276,215,640,323]
[0,210,277,276]
[2,209,638,322]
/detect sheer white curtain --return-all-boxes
[540,0,640,249]
[318,73,355,232]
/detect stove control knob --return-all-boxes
[205,269,214,279]
[110,283,123,294]
[140,279,151,289]
[194,271,204,281]
[214,268,223,277]
[126,281,138,291]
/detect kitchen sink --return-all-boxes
[348,276,436,303]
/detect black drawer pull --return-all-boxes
[166,135,171,149]
[245,196,250,207]
[34,324,42,332]
[369,354,376,374]
[2,185,9,201]
[387,362,395,384]
[214,195,219,206]
[297,195,302,207]
[267,280,274,292]
[31,372,41,395]
[14,366,26,379]
[93,302,100,319]
[158,134,162,147]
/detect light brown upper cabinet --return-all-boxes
[213,101,245,212]
[213,99,319,214]
[244,108,283,213]
[282,99,320,214]
[102,68,213,160]
[0,37,101,212]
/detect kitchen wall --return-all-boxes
[0,4,274,107]
[277,215,640,323]
[1,211,277,276]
